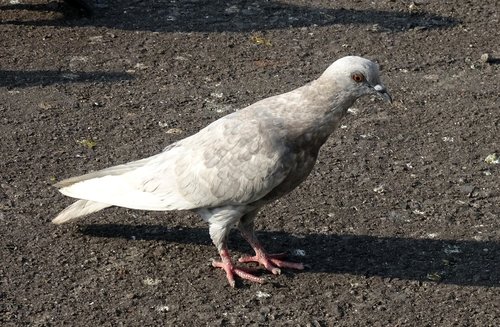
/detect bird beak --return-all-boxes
[373,84,392,104]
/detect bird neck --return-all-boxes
[307,78,357,114]
[287,80,354,145]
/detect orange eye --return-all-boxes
[351,73,365,83]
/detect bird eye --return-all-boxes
[351,73,365,83]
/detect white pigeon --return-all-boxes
[53,56,392,287]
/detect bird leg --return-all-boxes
[238,218,305,275]
[207,210,266,287]
[208,208,303,286]
[238,234,305,274]
[212,247,264,287]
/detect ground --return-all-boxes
[1,0,499,326]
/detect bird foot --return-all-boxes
[238,252,305,275]
[212,260,264,287]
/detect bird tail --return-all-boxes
[52,200,111,224]
[52,151,195,220]
[52,157,154,224]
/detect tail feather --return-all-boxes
[54,155,161,188]
[53,200,111,224]
[53,149,194,217]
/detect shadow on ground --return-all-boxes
[81,224,499,287]
[0,70,134,88]
[1,0,458,32]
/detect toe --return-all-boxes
[233,268,265,284]
[212,260,236,287]
[270,258,305,270]
[212,259,265,286]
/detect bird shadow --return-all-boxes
[0,70,134,88]
[0,0,458,33]
[80,224,499,287]
[485,58,500,65]
[0,0,90,21]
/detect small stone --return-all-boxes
[256,291,271,298]
[225,5,239,14]
[155,304,169,313]
[143,277,161,286]
[480,53,491,63]
[38,102,55,110]
[442,136,454,142]
[484,153,499,164]
[443,245,462,254]
[165,128,183,134]
[292,249,306,257]
[89,35,103,43]
[426,272,442,281]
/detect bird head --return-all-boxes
[320,56,392,104]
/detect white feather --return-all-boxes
[58,173,193,211]
[52,200,110,224]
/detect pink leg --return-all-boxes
[238,236,305,275]
[212,248,265,287]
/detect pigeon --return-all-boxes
[53,56,392,286]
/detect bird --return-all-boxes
[53,56,392,287]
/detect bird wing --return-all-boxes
[171,113,293,208]
[56,111,293,211]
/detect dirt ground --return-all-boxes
[1,0,499,326]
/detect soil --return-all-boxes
[1,0,499,326]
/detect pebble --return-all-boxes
[155,305,169,313]
[480,53,492,63]
[143,277,161,286]
[484,153,499,164]
[292,249,306,257]
[256,291,271,298]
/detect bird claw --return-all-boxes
[212,249,303,286]
[212,260,264,287]
[238,253,305,274]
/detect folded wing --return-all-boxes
[55,113,292,212]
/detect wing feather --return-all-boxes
[56,110,292,211]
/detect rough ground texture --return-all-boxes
[1,0,499,326]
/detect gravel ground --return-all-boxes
[1,0,499,326]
